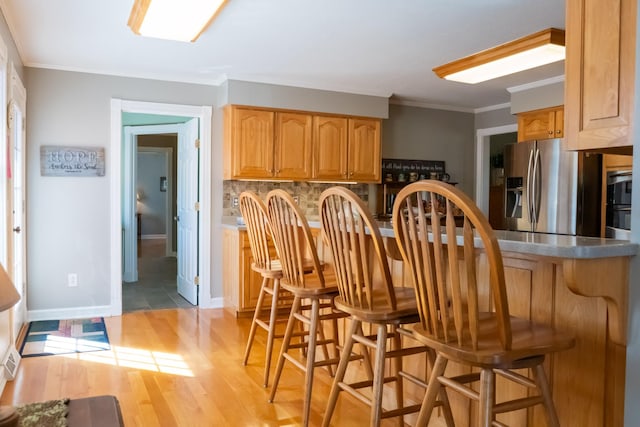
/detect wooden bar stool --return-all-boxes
[239,191,290,387]
[319,186,453,427]
[265,189,349,427]
[392,181,575,427]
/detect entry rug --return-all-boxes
[19,317,110,358]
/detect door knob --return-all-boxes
[174,216,180,222]
[13,226,20,233]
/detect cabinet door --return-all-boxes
[553,108,564,138]
[517,109,555,141]
[232,108,275,178]
[275,112,313,179]
[565,0,636,150]
[348,118,381,182]
[313,115,348,180]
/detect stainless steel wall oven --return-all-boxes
[605,170,632,239]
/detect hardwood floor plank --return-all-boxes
[1,308,411,426]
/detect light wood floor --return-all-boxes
[0,308,423,426]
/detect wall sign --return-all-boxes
[40,145,105,177]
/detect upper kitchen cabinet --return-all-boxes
[224,106,275,179]
[565,0,636,152]
[275,112,313,179]
[313,115,349,180]
[225,105,381,183]
[517,106,564,142]
[348,118,382,182]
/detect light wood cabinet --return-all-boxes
[222,228,275,316]
[348,118,381,182]
[225,105,381,183]
[275,112,313,179]
[225,107,275,179]
[313,115,349,180]
[565,0,636,152]
[517,106,564,141]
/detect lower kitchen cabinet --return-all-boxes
[222,228,276,316]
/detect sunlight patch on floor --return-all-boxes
[62,345,194,377]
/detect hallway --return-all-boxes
[122,239,195,312]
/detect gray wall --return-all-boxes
[474,106,517,130]
[225,79,389,118]
[510,81,564,114]
[25,68,217,311]
[137,151,168,235]
[382,104,475,195]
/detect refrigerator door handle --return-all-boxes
[526,148,535,228]
[532,147,541,227]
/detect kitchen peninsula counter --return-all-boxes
[222,216,636,426]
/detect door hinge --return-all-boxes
[194,202,200,211]
[194,138,200,149]
[194,276,200,285]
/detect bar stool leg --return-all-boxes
[263,277,281,387]
[243,276,269,366]
[371,324,388,427]
[322,318,360,427]
[391,325,404,427]
[478,368,495,427]
[534,363,560,427]
[416,354,448,427]
[269,296,301,404]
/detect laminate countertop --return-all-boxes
[221,216,638,260]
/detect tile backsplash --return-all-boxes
[223,181,370,218]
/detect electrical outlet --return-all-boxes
[293,196,299,204]
[232,197,239,207]
[68,273,78,287]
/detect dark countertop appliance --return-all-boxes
[504,138,601,236]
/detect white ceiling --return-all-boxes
[0,0,566,111]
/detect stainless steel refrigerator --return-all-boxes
[503,138,601,236]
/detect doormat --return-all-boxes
[19,317,110,358]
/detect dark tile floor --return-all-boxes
[122,240,195,312]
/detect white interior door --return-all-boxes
[9,67,27,340]
[177,118,199,305]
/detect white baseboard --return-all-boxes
[27,305,115,322]
[200,297,224,309]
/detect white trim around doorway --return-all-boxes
[110,99,216,316]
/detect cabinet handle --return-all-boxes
[548,130,553,135]
[556,130,561,134]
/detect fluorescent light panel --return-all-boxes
[433,28,565,84]
[128,0,228,42]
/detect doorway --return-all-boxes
[123,120,199,306]
[475,124,518,218]
[109,100,213,316]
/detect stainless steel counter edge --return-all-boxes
[223,217,638,259]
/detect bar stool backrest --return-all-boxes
[392,181,512,351]
[319,186,397,311]
[266,189,325,289]
[239,191,276,271]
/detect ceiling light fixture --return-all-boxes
[433,28,565,84]
[128,0,229,43]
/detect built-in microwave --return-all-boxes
[606,170,632,239]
